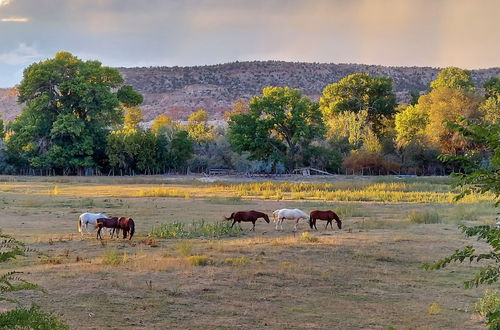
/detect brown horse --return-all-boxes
[224,210,270,231]
[95,217,120,240]
[309,210,342,230]
[118,217,135,240]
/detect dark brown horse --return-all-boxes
[95,217,120,240]
[118,217,135,240]
[224,210,270,231]
[309,210,342,230]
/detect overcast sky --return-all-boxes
[0,0,499,87]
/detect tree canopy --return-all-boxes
[319,73,397,133]
[6,51,139,174]
[228,86,324,170]
[430,67,474,91]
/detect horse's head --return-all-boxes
[263,214,270,223]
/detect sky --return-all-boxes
[0,0,499,87]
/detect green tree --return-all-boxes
[430,67,474,91]
[0,114,4,139]
[426,120,500,329]
[319,73,396,133]
[228,86,324,170]
[394,105,428,148]
[481,77,500,124]
[6,51,140,174]
[170,130,194,171]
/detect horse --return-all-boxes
[95,217,120,240]
[272,209,281,223]
[309,210,342,230]
[118,217,135,240]
[224,210,270,231]
[78,213,108,235]
[275,208,309,231]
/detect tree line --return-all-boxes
[0,52,498,175]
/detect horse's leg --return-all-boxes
[252,220,256,231]
[96,227,101,240]
[294,219,299,231]
[231,220,236,228]
[238,221,243,231]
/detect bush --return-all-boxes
[0,305,69,330]
[149,220,243,239]
[475,290,500,318]
[101,249,127,266]
[406,210,441,224]
[224,256,249,266]
[342,150,401,175]
[187,255,212,266]
[301,232,319,243]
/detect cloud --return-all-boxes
[0,43,41,65]
[1,17,28,22]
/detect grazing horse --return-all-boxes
[309,210,342,230]
[275,209,309,231]
[118,217,135,240]
[78,213,108,235]
[95,217,120,240]
[272,209,281,223]
[224,210,270,231]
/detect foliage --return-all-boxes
[149,220,243,239]
[300,232,319,243]
[394,104,428,148]
[0,231,68,328]
[101,249,128,266]
[123,106,144,133]
[417,87,483,154]
[481,77,500,125]
[187,255,213,266]
[6,51,138,174]
[342,150,401,174]
[319,73,397,133]
[430,67,474,91]
[0,304,69,330]
[151,114,173,134]
[186,109,214,143]
[405,210,441,224]
[475,290,500,321]
[427,119,499,329]
[228,86,324,170]
[438,120,500,205]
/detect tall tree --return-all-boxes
[481,77,500,124]
[319,73,396,133]
[430,67,474,91]
[6,51,141,174]
[228,86,324,170]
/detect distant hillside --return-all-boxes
[1,61,499,122]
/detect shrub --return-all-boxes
[224,256,249,266]
[428,302,441,315]
[406,210,441,224]
[149,220,243,239]
[187,255,212,266]
[176,241,194,256]
[301,232,319,243]
[475,290,500,318]
[342,150,401,175]
[101,249,127,266]
[0,304,69,330]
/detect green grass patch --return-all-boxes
[187,255,212,266]
[149,220,243,239]
[406,210,441,224]
[301,232,319,243]
[101,249,128,266]
[224,256,250,266]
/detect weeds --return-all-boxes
[101,249,128,266]
[406,210,441,224]
[224,256,250,266]
[187,255,212,266]
[149,220,243,239]
[300,232,319,243]
[475,290,500,318]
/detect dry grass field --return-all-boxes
[0,175,497,329]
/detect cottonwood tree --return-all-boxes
[319,73,397,133]
[228,86,324,171]
[430,67,474,91]
[6,51,142,174]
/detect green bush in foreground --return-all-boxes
[149,220,243,239]
[0,304,69,330]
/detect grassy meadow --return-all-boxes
[0,174,497,329]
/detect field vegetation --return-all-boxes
[0,175,497,328]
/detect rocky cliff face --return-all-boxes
[1,61,499,122]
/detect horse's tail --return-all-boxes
[78,215,82,233]
[129,219,135,240]
[224,213,235,221]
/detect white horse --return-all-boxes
[272,209,282,223]
[78,212,108,235]
[275,208,309,231]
